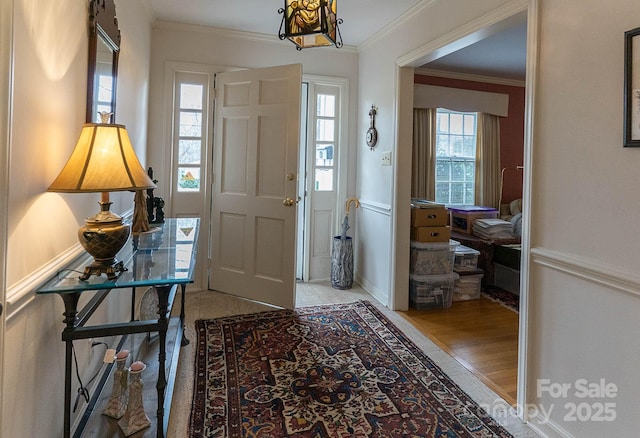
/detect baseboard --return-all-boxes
[526,409,574,438]
[355,273,389,307]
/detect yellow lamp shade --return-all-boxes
[48,123,156,193]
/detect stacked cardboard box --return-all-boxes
[448,205,498,235]
[409,201,458,309]
[410,200,450,242]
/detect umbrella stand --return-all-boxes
[331,198,359,289]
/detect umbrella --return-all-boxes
[332,198,359,289]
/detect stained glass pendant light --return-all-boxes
[278,0,343,50]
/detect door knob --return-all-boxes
[283,198,295,207]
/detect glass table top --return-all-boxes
[35,217,200,294]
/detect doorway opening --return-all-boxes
[394,4,536,416]
[296,76,349,283]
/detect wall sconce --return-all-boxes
[48,123,156,280]
[278,0,343,50]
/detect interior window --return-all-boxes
[175,80,205,192]
[435,108,477,205]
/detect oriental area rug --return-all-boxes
[481,287,520,313]
[189,301,513,437]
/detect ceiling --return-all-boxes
[147,0,527,81]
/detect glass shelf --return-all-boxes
[35,217,200,294]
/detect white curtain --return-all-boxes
[474,112,501,208]
[411,108,437,199]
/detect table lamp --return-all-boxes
[48,122,156,280]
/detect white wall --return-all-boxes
[1,1,153,435]
[146,23,360,289]
[358,0,640,435]
[527,0,640,435]
[356,0,516,308]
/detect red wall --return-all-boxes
[414,74,525,205]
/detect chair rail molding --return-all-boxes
[530,246,640,298]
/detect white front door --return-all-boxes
[210,64,302,309]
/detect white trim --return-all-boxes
[517,0,538,420]
[358,0,439,52]
[526,409,572,438]
[415,67,526,88]
[397,0,529,68]
[0,0,14,432]
[152,20,359,53]
[393,0,536,422]
[5,245,84,321]
[303,75,350,238]
[531,247,640,299]
[358,199,392,216]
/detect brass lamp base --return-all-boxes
[78,201,131,281]
[80,260,126,281]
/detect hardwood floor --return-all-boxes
[399,296,519,406]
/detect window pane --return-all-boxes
[464,185,474,204]
[437,113,449,133]
[451,161,466,181]
[436,160,450,180]
[450,182,465,204]
[97,75,112,102]
[177,167,200,192]
[316,94,335,117]
[464,114,476,135]
[180,84,203,110]
[315,144,334,166]
[436,134,449,155]
[178,139,201,164]
[314,168,333,191]
[463,136,476,156]
[435,109,477,205]
[316,119,334,141]
[450,113,464,135]
[464,161,474,180]
[435,182,449,204]
[179,112,202,137]
[451,135,464,156]
[176,218,198,241]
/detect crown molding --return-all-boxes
[358,0,439,52]
[397,0,529,68]
[415,67,526,87]
[152,20,359,53]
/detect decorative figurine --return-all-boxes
[146,167,165,224]
[118,361,151,436]
[102,350,129,419]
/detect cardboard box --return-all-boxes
[411,207,448,227]
[448,206,498,234]
[410,225,451,242]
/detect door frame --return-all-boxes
[297,74,350,282]
[393,0,538,421]
[0,0,14,431]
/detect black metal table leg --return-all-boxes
[180,284,190,346]
[60,293,81,438]
[155,285,170,438]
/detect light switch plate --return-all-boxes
[381,151,392,166]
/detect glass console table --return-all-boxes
[35,217,200,438]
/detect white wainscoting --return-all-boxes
[530,247,640,299]
[354,200,392,306]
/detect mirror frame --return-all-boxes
[87,0,121,123]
